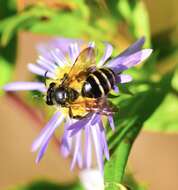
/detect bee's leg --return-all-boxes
[73,115,83,119]
[68,107,82,119]
[69,107,73,118]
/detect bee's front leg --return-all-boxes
[69,107,73,118]
[68,107,82,119]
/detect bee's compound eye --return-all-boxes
[46,83,55,105]
[46,95,54,105]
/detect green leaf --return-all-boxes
[0,4,104,46]
[7,180,83,190]
[144,68,178,133]
[144,93,178,133]
[0,0,18,61]
[117,0,151,46]
[0,0,17,19]
[0,0,17,92]
[152,28,178,61]
[172,68,178,91]
[106,0,122,20]
[29,12,96,38]
[131,1,151,46]
[104,72,174,190]
[71,0,90,19]
[0,5,57,46]
[117,0,132,21]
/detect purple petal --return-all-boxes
[3,81,47,92]
[116,74,132,83]
[68,113,94,135]
[106,37,146,69]
[37,38,76,55]
[108,115,115,131]
[77,148,83,169]
[60,141,71,157]
[50,48,68,67]
[48,38,82,54]
[107,49,153,73]
[69,43,80,63]
[113,85,119,93]
[37,56,57,71]
[60,130,71,157]
[118,37,145,57]
[91,125,104,174]
[70,130,82,170]
[60,119,74,157]
[98,120,109,160]
[90,113,100,125]
[35,114,65,163]
[69,113,99,136]
[60,120,71,149]
[36,60,56,73]
[28,63,55,79]
[32,112,62,152]
[35,138,49,163]
[37,51,53,64]
[60,134,72,158]
[84,125,92,168]
[60,145,70,158]
[36,38,83,70]
[98,42,113,66]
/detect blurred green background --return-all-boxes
[0,0,177,190]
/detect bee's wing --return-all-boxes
[85,97,118,116]
[71,97,117,116]
[62,47,96,85]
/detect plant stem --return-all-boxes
[104,125,142,190]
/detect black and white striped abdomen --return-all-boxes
[81,68,116,98]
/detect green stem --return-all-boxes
[104,125,142,190]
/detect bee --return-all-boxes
[46,47,117,118]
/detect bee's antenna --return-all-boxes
[61,73,68,86]
[44,71,48,86]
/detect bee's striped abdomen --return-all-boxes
[99,68,116,88]
[81,68,116,98]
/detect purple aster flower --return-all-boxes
[3,37,152,174]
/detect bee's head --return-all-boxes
[54,86,69,106]
[46,83,79,106]
[46,83,68,106]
